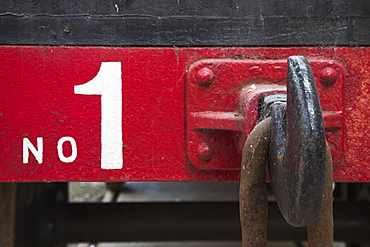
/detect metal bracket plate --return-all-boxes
[186,59,345,170]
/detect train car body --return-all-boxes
[1,1,370,246]
[0,0,370,182]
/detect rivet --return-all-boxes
[320,67,337,86]
[196,68,214,86]
[197,143,213,161]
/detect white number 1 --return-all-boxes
[74,62,123,169]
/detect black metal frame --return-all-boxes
[13,183,370,247]
[1,0,370,46]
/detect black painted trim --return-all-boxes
[1,0,370,46]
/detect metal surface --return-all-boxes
[239,118,271,247]
[187,58,344,171]
[0,46,369,182]
[1,0,370,46]
[268,56,326,227]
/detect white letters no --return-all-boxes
[57,137,77,163]
[23,137,43,164]
[74,62,123,169]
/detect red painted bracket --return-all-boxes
[186,59,345,170]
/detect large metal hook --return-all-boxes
[268,56,327,227]
[240,56,333,246]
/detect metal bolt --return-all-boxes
[320,67,338,86]
[196,68,214,86]
[197,143,213,161]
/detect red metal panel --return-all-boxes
[186,59,344,171]
[0,46,369,182]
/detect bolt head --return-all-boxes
[197,143,213,161]
[196,68,214,86]
[320,67,338,86]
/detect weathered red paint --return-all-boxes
[0,46,369,182]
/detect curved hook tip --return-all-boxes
[268,56,327,227]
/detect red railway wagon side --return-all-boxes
[0,46,369,182]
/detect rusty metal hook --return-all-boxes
[240,117,271,247]
[240,56,333,246]
[240,128,333,246]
